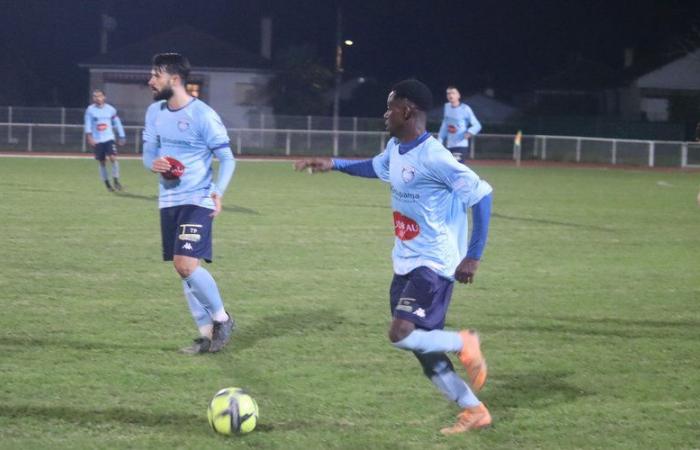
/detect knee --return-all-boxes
[388,320,415,343]
[174,259,198,278]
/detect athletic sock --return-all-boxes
[414,352,481,408]
[392,329,463,353]
[183,280,212,328]
[184,267,225,317]
[99,165,108,181]
[212,309,229,322]
[112,160,120,178]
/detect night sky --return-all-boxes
[1,0,699,113]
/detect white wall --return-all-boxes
[204,71,274,128]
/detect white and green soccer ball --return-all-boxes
[207,387,259,435]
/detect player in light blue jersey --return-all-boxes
[438,86,481,162]
[142,53,236,354]
[84,89,126,191]
[295,80,494,434]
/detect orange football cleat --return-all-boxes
[440,402,492,435]
[458,330,487,392]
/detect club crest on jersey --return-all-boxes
[401,166,415,183]
[393,211,420,240]
[177,120,190,131]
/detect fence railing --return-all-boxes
[1,123,699,168]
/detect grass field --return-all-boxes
[1,156,699,449]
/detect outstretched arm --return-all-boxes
[294,158,378,178]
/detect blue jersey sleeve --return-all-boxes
[466,193,492,259]
[112,110,125,139]
[200,108,230,150]
[464,105,482,136]
[438,104,449,142]
[371,145,392,182]
[142,103,160,170]
[84,107,92,134]
[332,159,378,178]
[212,147,236,195]
[426,146,493,207]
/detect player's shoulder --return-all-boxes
[146,100,167,113]
[421,136,453,162]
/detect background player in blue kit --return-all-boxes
[84,89,126,191]
[438,86,481,161]
[294,80,494,434]
[142,53,236,354]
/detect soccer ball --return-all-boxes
[207,387,259,435]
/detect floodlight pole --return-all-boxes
[332,4,343,156]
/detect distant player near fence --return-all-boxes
[84,89,126,191]
[438,86,481,162]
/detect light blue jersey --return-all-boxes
[142,98,235,210]
[84,103,125,143]
[438,103,481,149]
[372,135,492,279]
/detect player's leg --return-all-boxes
[172,206,234,352]
[106,142,122,190]
[94,143,113,191]
[388,267,487,391]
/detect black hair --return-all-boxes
[391,79,433,111]
[92,88,105,95]
[152,53,191,83]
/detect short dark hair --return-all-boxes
[446,85,459,92]
[152,53,191,83]
[92,88,105,95]
[391,79,433,111]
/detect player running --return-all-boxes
[84,88,126,191]
[294,79,494,434]
[142,53,236,354]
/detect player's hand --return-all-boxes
[86,135,96,147]
[454,257,480,284]
[210,193,222,218]
[118,138,126,146]
[151,157,171,174]
[294,158,333,173]
[465,133,473,140]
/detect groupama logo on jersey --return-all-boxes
[393,211,420,241]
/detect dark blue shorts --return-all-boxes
[389,266,454,330]
[94,140,117,161]
[160,205,213,262]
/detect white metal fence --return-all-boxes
[1,122,699,168]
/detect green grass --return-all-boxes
[1,157,699,449]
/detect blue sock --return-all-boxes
[414,352,480,408]
[392,329,463,353]
[98,165,108,181]
[112,160,120,179]
[183,280,212,327]
[184,267,224,317]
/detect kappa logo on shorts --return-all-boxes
[413,308,426,318]
[178,224,202,242]
[182,242,193,251]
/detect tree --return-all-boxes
[267,45,333,115]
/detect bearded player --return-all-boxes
[142,53,236,354]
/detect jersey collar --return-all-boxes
[398,131,431,155]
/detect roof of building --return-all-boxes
[81,25,271,71]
